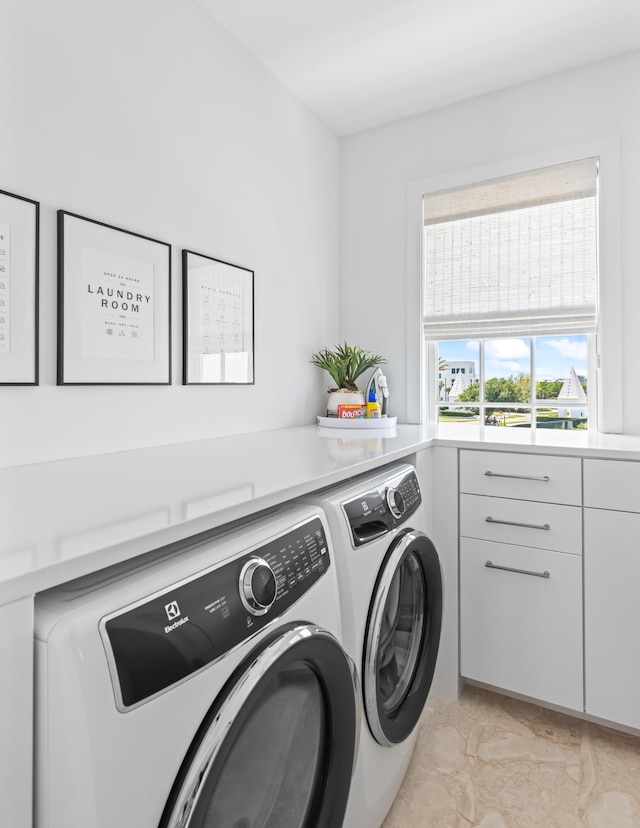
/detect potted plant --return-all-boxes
[311,342,387,416]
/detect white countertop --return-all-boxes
[6,421,640,606]
[0,424,430,605]
[434,422,640,458]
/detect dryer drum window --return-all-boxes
[160,624,357,828]
[364,532,443,747]
[378,552,425,715]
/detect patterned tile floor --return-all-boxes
[382,685,640,827]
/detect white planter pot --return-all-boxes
[326,389,365,417]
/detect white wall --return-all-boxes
[340,50,640,433]
[1,0,340,467]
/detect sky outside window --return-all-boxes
[438,336,587,383]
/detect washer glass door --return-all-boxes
[161,625,357,828]
[378,550,425,715]
[197,661,323,826]
[364,531,443,746]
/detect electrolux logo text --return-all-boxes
[164,600,189,634]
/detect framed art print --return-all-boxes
[0,189,39,385]
[182,250,254,385]
[57,211,171,385]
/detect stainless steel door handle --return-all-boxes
[484,471,550,482]
[485,560,550,579]
[485,516,550,531]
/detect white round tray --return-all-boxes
[317,415,397,429]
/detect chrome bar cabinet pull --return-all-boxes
[485,516,550,531]
[485,560,550,579]
[484,471,550,482]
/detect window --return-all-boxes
[438,336,589,430]
[423,158,598,433]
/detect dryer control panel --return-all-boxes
[342,468,421,547]
[101,516,330,710]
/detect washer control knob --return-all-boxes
[240,557,277,616]
[386,486,406,519]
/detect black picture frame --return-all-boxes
[0,188,39,385]
[182,249,254,385]
[57,210,171,385]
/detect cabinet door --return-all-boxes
[584,508,640,729]
[460,538,583,711]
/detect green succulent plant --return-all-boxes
[311,342,387,392]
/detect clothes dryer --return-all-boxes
[34,504,358,828]
[303,463,443,828]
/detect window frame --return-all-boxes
[406,139,621,434]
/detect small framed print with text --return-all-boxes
[57,211,171,385]
[0,188,39,385]
[182,250,254,385]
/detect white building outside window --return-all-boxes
[438,361,478,402]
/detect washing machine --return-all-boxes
[34,503,359,828]
[303,463,443,828]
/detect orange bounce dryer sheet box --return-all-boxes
[337,404,368,419]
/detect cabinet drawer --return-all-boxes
[460,538,583,711]
[584,459,640,512]
[460,450,581,505]
[460,493,582,554]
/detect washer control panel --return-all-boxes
[102,516,330,709]
[342,467,421,547]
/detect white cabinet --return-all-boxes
[459,450,583,711]
[584,508,640,728]
[460,539,583,710]
[584,458,640,729]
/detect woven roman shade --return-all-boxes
[423,158,598,341]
